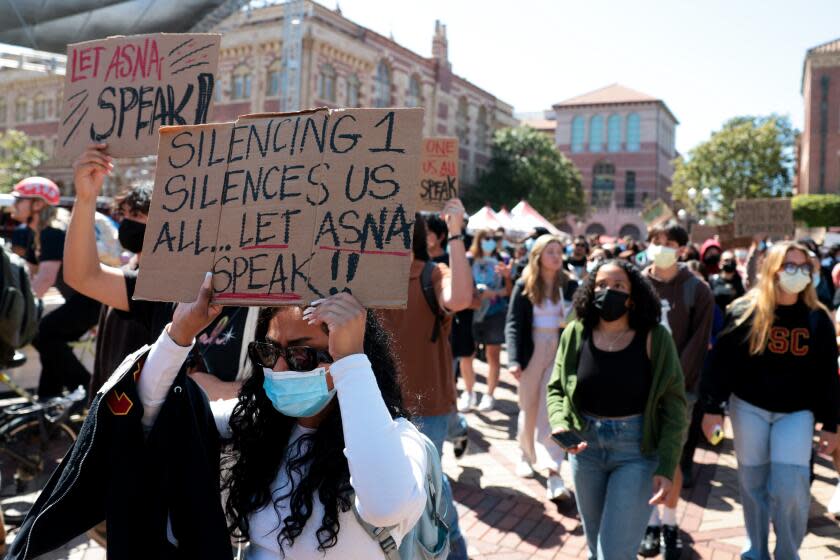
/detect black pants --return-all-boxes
[34,293,101,399]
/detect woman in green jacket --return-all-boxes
[546,259,687,560]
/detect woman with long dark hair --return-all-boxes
[135,275,429,558]
[702,241,839,560]
[546,260,687,559]
[505,234,577,501]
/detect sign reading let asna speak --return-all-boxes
[55,33,221,162]
[134,108,424,309]
[419,137,459,211]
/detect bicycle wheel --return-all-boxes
[0,420,77,496]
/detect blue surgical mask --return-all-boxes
[262,367,336,418]
[813,273,821,288]
[524,238,536,253]
[480,239,497,254]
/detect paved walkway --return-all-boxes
[4,353,840,559]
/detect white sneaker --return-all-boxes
[546,475,571,502]
[457,391,477,412]
[477,394,495,412]
[515,459,535,478]
[829,481,840,517]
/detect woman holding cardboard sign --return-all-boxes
[151,279,435,558]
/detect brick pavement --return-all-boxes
[4,353,840,559]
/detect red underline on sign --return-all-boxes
[241,244,289,250]
[318,246,410,257]
[215,293,302,301]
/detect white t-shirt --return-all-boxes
[138,330,428,559]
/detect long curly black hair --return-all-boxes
[572,258,661,332]
[222,306,408,553]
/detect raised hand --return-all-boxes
[72,143,113,202]
[169,272,223,346]
[303,292,366,361]
[442,198,465,235]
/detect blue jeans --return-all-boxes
[729,395,813,560]
[414,414,467,560]
[569,415,658,560]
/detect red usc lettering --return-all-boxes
[767,327,809,356]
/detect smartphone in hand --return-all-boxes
[551,431,584,450]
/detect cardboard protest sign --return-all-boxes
[734,198,794,238]
[794,227,826,244]
[55,33,220,162]
[419,137,458,211]
[716,224,753,250]
[135,107,424,308]
[690,224,717,244]
[640,199,674,228]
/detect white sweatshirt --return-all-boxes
[138,327,428,559]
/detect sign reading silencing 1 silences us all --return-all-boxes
[134,107,424,309]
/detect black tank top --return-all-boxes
[576,328,653,417]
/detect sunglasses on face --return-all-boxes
[248,341,333,371]
[780,262,813,275]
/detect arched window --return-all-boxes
[15,97,27,123]
[33,94,48,121]
[626,113,640,151]
[406,75,422,107]
[318,64,337,102]
[0,98,7,124]
[607,114,621,152]
[585,223,606,236]
[455,97,469,145]
[589,115,604,152]
[618,224,642,240]
[592,161,615,207]
[571,115,585,152]
[266,59,282,97]
[346,74,360,107]
[476,106,488,151]
[232,65,252,100]
[374,61,391,107]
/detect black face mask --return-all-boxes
[722,261,737,273]
[119,218,146,254]
[593,289,629,322]
[703,253,721,267]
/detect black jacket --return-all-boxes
[505,278,578,370]
[8,346,232,560]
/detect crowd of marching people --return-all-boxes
[0,143,839,560]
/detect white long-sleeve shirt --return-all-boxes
[138,327,428,559]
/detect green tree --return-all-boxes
[670,115,795,222]
[0,130,47,193]
[467,126,586,220]
[791,194,840,227]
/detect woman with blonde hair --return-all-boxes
[458,230,511,412]
[702,241,840,560]
[505,235,577,500]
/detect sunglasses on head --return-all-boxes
[248,341,333,371]
[781,262,813,275]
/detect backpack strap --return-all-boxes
[352,508,402,560]
[421,260,445,343]
[353,433,450,560]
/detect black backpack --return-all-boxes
[0,245,41,365]
[420,261,448,342]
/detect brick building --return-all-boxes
[0,0,515,193]
[552,84,678,239]
[798,37,840,195]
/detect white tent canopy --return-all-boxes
[510,200,566,238]
[466,205,502,233]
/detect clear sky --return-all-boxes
[327,0,840,156]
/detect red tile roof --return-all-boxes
[554,83,658,107]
